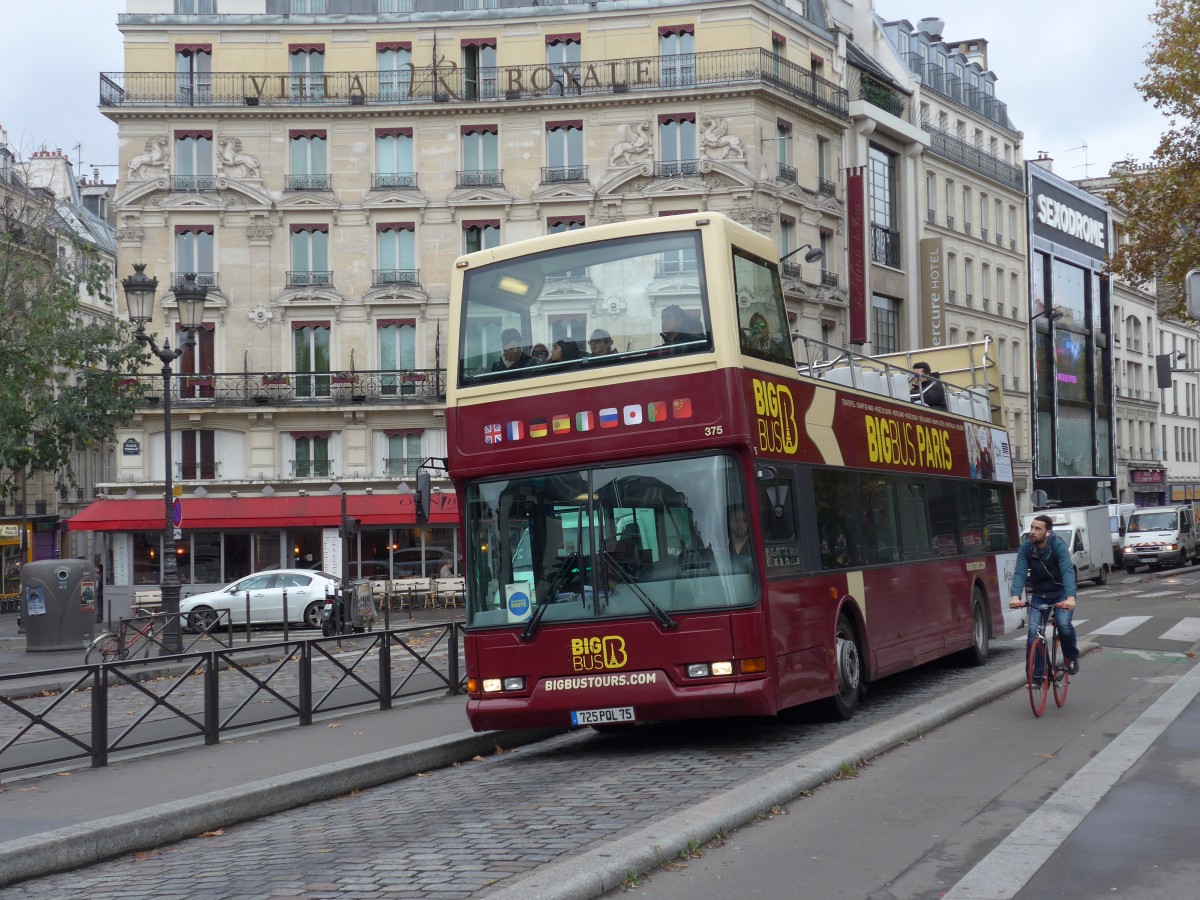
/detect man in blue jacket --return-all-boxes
[1009,515,1080,676]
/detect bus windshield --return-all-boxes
[464,454,757,627]
[458,230,710,384]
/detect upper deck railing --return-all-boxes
[100,48,848,118]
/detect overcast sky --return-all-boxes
[0,1,1168,181]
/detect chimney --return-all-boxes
[1031,151,1054,173]
[916,17,945,41]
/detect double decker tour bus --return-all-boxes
[446,212,1018,730]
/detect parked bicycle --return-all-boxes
[85,610,162,664]
[1020,601,1070,717]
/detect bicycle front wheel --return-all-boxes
[1027,637,1049,717]
[85,632,121,665]
[1052,633,1070,707]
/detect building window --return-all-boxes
[289,224,330,286]
[659,25,695,87]
[180,430,216,480]
[463,220,500,254]
[379,319,416,396]
[375,223,416,285]
[546,34,581,95]
[174,131,213,190]
[548,216,585,235]
[872,295,900,353]
[946,252,957,302]
[779,214,795,262]
[175,45,211,105]
[965,258,974,306]
[460,125,500,186]
[945,177,955,226]
[926,171,936,221]
[461,38,498,100]
[777,120,793,182]
[387,433,423,477]
[817,137,833,194]
[289,45,325,101]
[375,127,414,189]
[545,121,584,181]
[289,130,328,190]
[292,434,331,478]
[868,145,899,266]
[293,322,331,398]
[179,324,215,399]
[658,113,698,176]
[174,225,214,287]
[377,43,412,101]
[962,185,972,232]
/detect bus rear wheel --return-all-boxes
[823,614,862,721]
[958,590,989,667]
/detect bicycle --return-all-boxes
[1019,600,1070,717]
[85,610,161,664]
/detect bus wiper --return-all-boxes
[601,551,677,630]
[520,551,579,642]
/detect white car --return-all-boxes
[180,570,339,631]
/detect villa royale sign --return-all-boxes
[919,237,945,347]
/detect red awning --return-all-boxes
[66,494,457,532]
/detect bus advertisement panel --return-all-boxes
[446,212,1017,730]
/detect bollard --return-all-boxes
[282,588,289,642]
[245,590,252,642]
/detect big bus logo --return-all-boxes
[570,636,628,672]
[752,378,799,455]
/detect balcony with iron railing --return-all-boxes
[541,165,587,183]
[870,224,901,268]
[121,368,446,409]
[821,270,838,287]
[655,159,700,178]
[655,257,699,277]
[904,52,1019,136]
[850,70,906,120]
[372,269,421,287]
[777,163,797,184]
[456,169,502,188]
[171,175,217,192]
[100,48,849,119]
[290,458,335,478]
[383,456,422,477]
[170,272,220,291]
[286,270,333,288]
[782,261,803,280]
[817,177,836,197]
[921,124,1024,191]
[286,174,331,191]
[175,461,222,480]
[372,172,417,190]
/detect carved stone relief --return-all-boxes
[699,117,746,161]
[217,137,261,179]
[608,121,653,167]
[127,137,169,179]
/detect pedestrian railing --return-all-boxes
[0,621,464,779]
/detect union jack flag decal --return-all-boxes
[483,424,503,444]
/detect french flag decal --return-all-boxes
[506,421,525,440]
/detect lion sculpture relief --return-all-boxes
[127,136,169,179]
[217,137,262,179]
[608,121,653,166]
[699,117,746,161]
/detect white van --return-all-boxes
[1121,505,1200,573]
[1108,502,1136,565]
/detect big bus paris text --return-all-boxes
[445,212,1018,730]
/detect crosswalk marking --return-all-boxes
[1137,591,1184,598]
[1085,616,1152,636]
[1158,617,1200,643]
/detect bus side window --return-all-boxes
[859,474,899,565]
[896,480,934,559]
[813,469,860,570]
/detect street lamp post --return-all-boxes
[122,265,208,654]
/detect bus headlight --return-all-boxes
[482,677,525,693]
[686,661,733,678]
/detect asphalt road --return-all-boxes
[606,567,1200,899]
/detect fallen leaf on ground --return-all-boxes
[327,723,343,729]
[200,829,225,837]
[55,772,71,777]
[133,850,162,861]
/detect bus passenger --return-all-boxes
[726,503,754,573]
[743,312,788,362]
[551,339,584,362]
[588,329,617,355]
[909,361,948,410]
[491,328,534,371]
[530,343,550,363]
[660,304,703,345]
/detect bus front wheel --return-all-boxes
[823,614,862,721]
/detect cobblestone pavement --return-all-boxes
[5,643,1021,899]
[0,625,464,775]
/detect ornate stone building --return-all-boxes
[84,0,852,602]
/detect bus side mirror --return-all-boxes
[415,471,431,524]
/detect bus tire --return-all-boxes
[958,590,989,667]
[822,614,862,721]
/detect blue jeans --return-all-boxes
[1027,595,1078,675]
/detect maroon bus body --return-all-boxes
[452,366,1014,729]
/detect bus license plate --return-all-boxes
[570,706,635,726]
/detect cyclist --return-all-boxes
[1009,514,1080,677]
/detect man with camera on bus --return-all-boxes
[1009,515,1080,677]
[909,361,948,410]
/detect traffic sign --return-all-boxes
[172,498,183,528]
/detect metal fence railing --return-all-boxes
[0,619,464,778]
